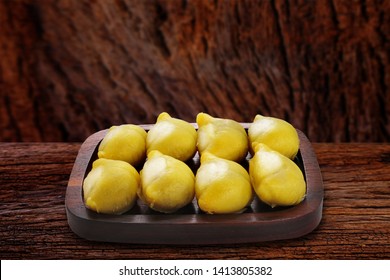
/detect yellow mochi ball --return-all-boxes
[196,112,248,162]
[249,143,306,208]
[248,114,299,159]
[83,158,140,214]
[98,124,147,167]
[146,112,197,162]
[139,150,195,213]
[195,152,253,214]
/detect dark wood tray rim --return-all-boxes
[66,123,324,244]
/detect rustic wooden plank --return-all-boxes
[0,0,389,142]
[0,142,389,259]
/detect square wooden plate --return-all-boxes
[66,124,323,244]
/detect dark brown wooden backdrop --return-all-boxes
[1,0,389,142]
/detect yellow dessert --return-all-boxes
[249,143,306,208]
[146,112,197,162]
[83,158,140,214]
[98,124,147,167]
[195,152,253,214]
[196,112,248,162]
[139,150,195,213]
[248,114,299,159]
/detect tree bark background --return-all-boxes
[0,0,389,142]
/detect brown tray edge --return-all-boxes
[65,125,324,245]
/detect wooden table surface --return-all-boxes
[1,142,389,259]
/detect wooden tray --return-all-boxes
[66,124,323,244]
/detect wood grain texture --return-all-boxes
[1,0,389,142]
[1,142,389,259]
